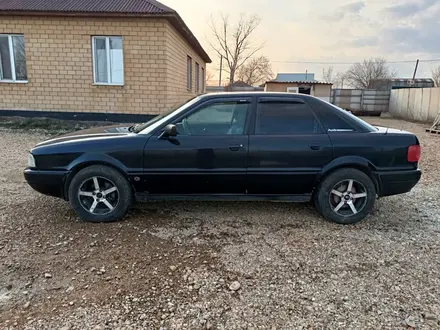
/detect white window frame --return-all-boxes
[0,34,27,83]
[92,36,124,86]
[287,87,299,93]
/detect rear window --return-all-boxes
[307,97,377,133]
[326,102,378,132]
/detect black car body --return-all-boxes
[24,92,421,224]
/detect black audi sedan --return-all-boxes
[24,92,421,224]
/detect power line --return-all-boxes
[271,59,440,65]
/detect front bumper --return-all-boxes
[375,169,421,197]
[24,168,69,199]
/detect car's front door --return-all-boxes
[143,97,252,195]
[247,97,333,195]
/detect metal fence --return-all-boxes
[331,89,391,115]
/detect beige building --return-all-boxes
[264,73,332,102]
[0,0,211,120]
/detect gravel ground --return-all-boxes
[0,117,439,330]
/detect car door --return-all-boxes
[247,97,333,195]
[143,97,252,195]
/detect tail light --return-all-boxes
[407,145,421,162]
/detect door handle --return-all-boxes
[229,144,243,152]
[310,145,321,151]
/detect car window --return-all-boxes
[176,101,249,136]
[255,102,322,135]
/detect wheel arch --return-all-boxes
[64,155,133,201]
[315,156,380,193]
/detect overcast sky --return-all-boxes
[161,0,440,84]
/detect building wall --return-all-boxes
[313,84,332,101]
[389,87,440,123]
[0,15,206,116]
[265,82,299,92]
[165,21,206,110]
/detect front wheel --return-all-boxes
[68,165,132,223]
[314,168,376,224]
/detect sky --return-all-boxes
[161,0,440,85]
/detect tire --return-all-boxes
[68,165,132,223]
[314,168,376,225]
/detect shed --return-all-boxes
[264,79,333,102]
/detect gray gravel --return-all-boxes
[0,117,439,329]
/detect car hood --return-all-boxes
[35,124,134,147]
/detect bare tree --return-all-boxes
[209,13,264,85]
[333,72,348,89]
[432,65,440,87]
[345,57,396,89]
[322,66,334,83]
[205,70,216,85]
[236,56,274,86]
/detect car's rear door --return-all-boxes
[143,97,252,195]
[247,97,333,195]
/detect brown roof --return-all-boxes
[266,80,333,85]
[0,0,211,63]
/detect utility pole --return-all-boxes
[412,59,419,80]
[219,55,223,87]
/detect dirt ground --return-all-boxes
[0,117,439,330]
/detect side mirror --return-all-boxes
[159,124,177,140]
[164,124,177,137]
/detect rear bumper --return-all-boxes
[375,169,421,197]
[24,168,69,199]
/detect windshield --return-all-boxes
[325,101,378,132]
[133,96,201,134]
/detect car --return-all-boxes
[24,92,421,225]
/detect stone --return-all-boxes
[405,316,416,328]
[44,273,52,279]
[229,281,241,291]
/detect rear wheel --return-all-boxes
[68,165,132,223]
[314,168,376,224]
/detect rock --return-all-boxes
[229,281,241,291]
[206,321,213,329]
[405,316,416,328]
[66,286,74,293]
[23,301,30,309]
[68,301,74,306]
[424,313,437,321]
[44,273,52,279]
[169,265,177,271]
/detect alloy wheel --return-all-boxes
[328,179,368,217]
[78,176,119,215]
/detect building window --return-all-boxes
[195,62,200,92]
[201,67,205,92]
[92,36,124,85]
[0,34,27,82]
[187,56,192,90]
